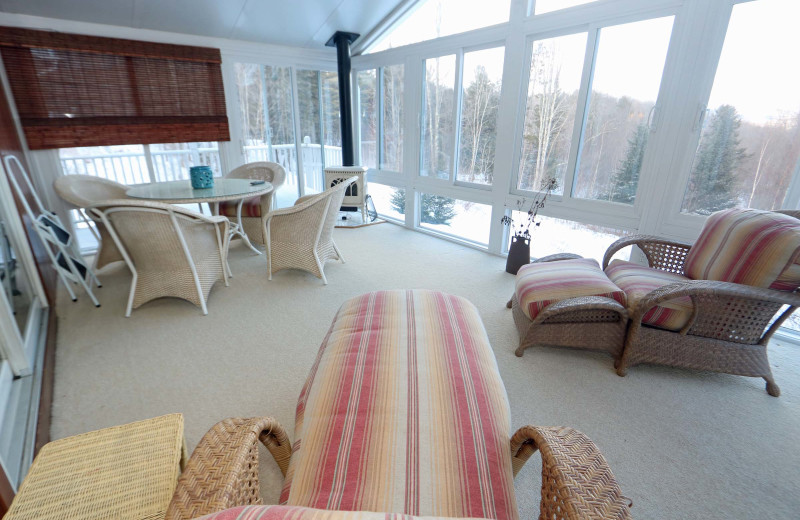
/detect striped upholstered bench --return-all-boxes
[167,290,631,520]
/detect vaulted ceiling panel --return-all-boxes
[0,0,404,49]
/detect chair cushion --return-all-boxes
[217,196,262,218]
[684,208,800,290]
[605,260,694,331]
[514,258,626,321]
[196,505,485,520]
[280,290,518,520]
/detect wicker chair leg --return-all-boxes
[765,377,780,397]
[506,297,513,309]
[165,417,292,520]
[510,426,632,519]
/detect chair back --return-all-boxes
[319,176,357,245]
[92,200,223,273]
[54,175,129,208]
[226,162,286,188]
[684,208,800,290]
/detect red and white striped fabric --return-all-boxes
[195,505,486,520]
[605,260,693,331]
[684,208,800,290]
[279,290,517,520]
[514,258,626,321]
[217,196,262,218]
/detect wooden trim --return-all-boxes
[34,311,57,455]
[0,456,13,515]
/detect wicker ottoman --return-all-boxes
[508,254,629,361]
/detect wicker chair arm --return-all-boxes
[510,426,632,519]
[630,279,800,343]
[602,235,693,272]
[532,252,584,263]
[632,279,800,317]
[165,417,292,520]
[295,194,318,206]
[530,296,628,326]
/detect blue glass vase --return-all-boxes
[189,166,214,189]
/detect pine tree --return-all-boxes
[607,122,649,204]
[389,190,456,225]
[685,104,748,214]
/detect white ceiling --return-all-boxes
[0,0,403,49]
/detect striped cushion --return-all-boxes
[605,260,693,331]
[196,505,486,520]
[218,196,262,218]
[280,290,517,520]
[514,258,626,321]
[684,208,800,289]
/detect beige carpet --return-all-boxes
[52,223,800,519]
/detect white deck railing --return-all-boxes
[60,143,343,196]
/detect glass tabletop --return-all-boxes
[127,178,273,201]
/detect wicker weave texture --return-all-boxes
[603,235,692,274]
[5,414,185,520]
[223,161,287,246]
[511,293,627,359]
[166,417,292,520]
[53,174,130,269]
[510,426,631,520]
[266,177,354,283]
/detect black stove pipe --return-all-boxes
[326,31,360,167]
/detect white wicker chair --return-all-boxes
[265,176,356,285]
[215,162,287,247]
[53,175,129,270]
[90,200,230,316]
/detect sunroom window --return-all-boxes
[680,0,800,215]
[368,0,512,53]
[573,16,674,203]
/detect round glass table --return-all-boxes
[127,178,273,254]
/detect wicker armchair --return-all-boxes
[90,200,230,316]
[166,418,630,520]
[215,162,287,246]
[604,209,800,397]
[265,176,356,284]
[53,175,129,270]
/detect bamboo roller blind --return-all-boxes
[0,27,230,149]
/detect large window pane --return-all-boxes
[681,0,800,215]
[297,70,324,194]
[508,212,630,265]
[517,32,587,195]
[59,145,148,184]
[358,70,378,169]
[418,193,491,245]
[382,65,404,172]
[321,71,342,168]
[458,47,504,185]
[421,54,456,180]
[368,183,405,221]
[370,0,512,52]
[235,63,299,206]
[264,65,299,206]
[573,17,673,203]
[150,142,221,182]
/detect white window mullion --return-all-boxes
[290,67,306,197]
[403,55,421,228]
[451,48,464,186]
[563,24,599,200]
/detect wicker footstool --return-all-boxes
[6,414,187,520]
[508,254,629,361]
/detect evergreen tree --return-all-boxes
[389,190,456,225]
[685,104,748,214]
[607,122,649,204]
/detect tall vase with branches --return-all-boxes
[501,177,559,274]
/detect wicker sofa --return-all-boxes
[167,290,631,520]
[509,208,800,396]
